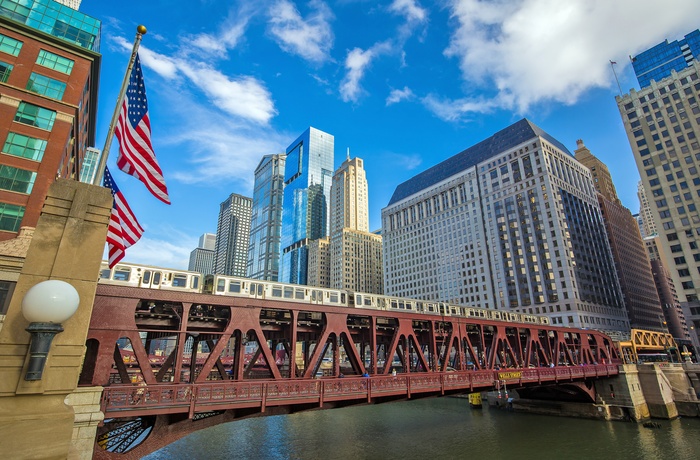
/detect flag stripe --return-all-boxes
[104,167,144,268]
[115,53,171,205]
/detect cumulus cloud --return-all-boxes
[340,41,392,102]
[422,93,497,121]
[443,0,700,115]
[267,0,334,63]
[386,86,415,105]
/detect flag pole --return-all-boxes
[610,60,622,97]
[93,25,148,186]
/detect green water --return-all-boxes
[144,397,700,460]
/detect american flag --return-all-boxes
[104,167,144,268]
[115,54,170,205]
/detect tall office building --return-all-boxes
[213,193,252,276]
[189,233,216,275]
[0,1,100,241]
[637,180,658,237]
[279,127,334,285]
[247,153,285,281]
[383,119,628,331]
[575,140,666,331]
[617,59,700,349]
[307,236,330,287]
[632,30,700,88]
[328,156,382,293]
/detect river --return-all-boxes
[143,397,700,460]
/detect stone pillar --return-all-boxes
[637,364,679,419]
[0,179,111,459]
[594,364,650,421]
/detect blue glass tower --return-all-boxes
[632,29,700,88]
[279,127,334,285]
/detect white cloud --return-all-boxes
[388,0,427,24]
[421,93,497,121]
[108,235,197,270]
[340,41,392,103]
[386,86,415,105]
[186,4,255,58]
[178,62,277,124]
[444,0,700,114]
[267,0,334,63]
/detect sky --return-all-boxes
[78,0,700,270]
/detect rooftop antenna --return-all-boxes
[610,60,622,96]
[347,147,350,161]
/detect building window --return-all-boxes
[0,60,12,82]
[36,50,74,74]
[14,102,56,130]
[26,72,66,100]
[0,34,22,56]
[0,165,37,194]
[0,202,24,232]
[1,132,47,161]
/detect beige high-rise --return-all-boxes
[617,61,700,347]
[308,156,383,293]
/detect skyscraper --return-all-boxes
[79,147,100,184]
[383,119,628,331]
[637,180,658,237]
[279,127,334,285]
[328,156,383,293]
[189,233,215,275]
[617,59,700,352]
[0,1,101,240]
[575,140,666,331]
[247,153,285,281]
[213,193,252,276]
[632,30,700,88]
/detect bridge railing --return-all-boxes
[100,365,618,418]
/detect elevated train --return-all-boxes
[99,261,550,325]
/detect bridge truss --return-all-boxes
[83,285,621,458]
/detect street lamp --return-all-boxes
[21,280,80,381]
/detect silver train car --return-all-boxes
[99,261,550,325]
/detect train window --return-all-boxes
[172,274,188,287]
[99,269,111,279]
[228,281,242,293]
[428,305,435,312]
[272,286,282,297]
[340,293,346,304]
[398,301,405,309]
[391,300,398,309]
[142,271,151,284]
[365,297,372,306]
[113,266,131,281]
[284,287,293,298]
[217,279,225,292]
[191,276,199,290]
[256,284,263,296]
[153,272,161,285]
[330,292,339,303]
[295,289,305,300]
[356,294,362,306]
[311,290,318,301]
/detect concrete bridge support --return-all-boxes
[0,180,111,459]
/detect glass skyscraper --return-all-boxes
[632,29,700,89]
[279,127,334,285]
[248,153,285,281]
[213,193,252,276]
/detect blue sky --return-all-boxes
[79,0,700,269]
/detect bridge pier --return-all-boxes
[0,179,111,459]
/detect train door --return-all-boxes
[140,269,163,289]
[249,282,264,299]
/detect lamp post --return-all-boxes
[20,280,80,381]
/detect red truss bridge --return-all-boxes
[82,278,621,459]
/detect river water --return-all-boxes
[144,397,700,460]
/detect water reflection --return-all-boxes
[145,398,700,460]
